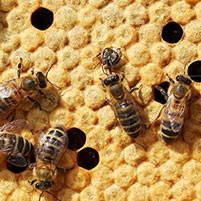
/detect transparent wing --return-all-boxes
[0,79,19,99]
[0,119,28,134]
[35,130,68,166]
[167,94,186,133]
[7,153,27,167]
[48,134,68,167]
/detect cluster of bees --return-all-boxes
[0,47,195,201]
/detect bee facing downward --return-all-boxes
[102,73,144,138]
[0,58,59,120]
[0,119,33,170]
[155,74,192,143]
[94,47,122,74]
[30,126,69,201]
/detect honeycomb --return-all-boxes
[0,0,201,201]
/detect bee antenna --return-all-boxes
[17,58,22,79]
[46,62,55,78]
[45,191,61,201]
[45,62,61,89]
[101,64,109,76]
[46,79,61,89]
[39,191,44,201]
[94,59,102,69]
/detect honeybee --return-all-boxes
[102,73,145,138]
[94,47,122,74]
[0,59,59,120]
[155,74,192,143]
[0,119,33,170]
[30,126,69,201]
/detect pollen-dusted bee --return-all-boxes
[0,59,59,120]
[155,74,192,143]
[0,119,33,170]
[101,73,144,138]
[94,47,122,74]
[30,126,69,201]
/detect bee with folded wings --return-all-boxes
[102,73,146,138]
[94,47,122,74]
[0,119,33,170]
[0,58,59,120]
[155,74,192,143]
[30,126,70,201]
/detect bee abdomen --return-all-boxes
[117,102,141,138]
[39,127,67,163]
[0,85,22,114]
[0,133,33,156]
[161,120,179,143]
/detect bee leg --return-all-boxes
[147,104,166,128]
[106,99,118,128]
[129,84,143,93]
[102,64,109,76]
[166,73,175,84]
[100,78,106,88]
[17,58,22,79]
[6,110,16,122]
[56,166,73,172]
[29,179,37,185]
[155,86,168,100]
[38,90,47,98]
[28,96,41,110]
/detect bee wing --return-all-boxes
[0,79,19,98]
[7,153,27,167]
[34,130,68,166]
[124,88,148,126]
[0,119,28,133]
[51,134,68,167]
[167,95,186,133]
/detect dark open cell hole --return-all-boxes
[188,60,201,82]
[154,81,170,104]
[77,147,99,170]
[6,158,28,174]
[67,128,86,151]
[31,7,53,30]
[162,21,183,44]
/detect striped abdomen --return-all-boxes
[161,102,185,143]
[116,101,141,138]
[38,127,68,164]
[0,133,33,156]
[0,82,23,115]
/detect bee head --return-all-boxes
[20,77,38,91]
[173,85,187,99]
[104,74,120,86]
[176,75,192,86]
[102,48,121,67]
[36,72,47,88]
[35,181,53,191]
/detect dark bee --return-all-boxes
[0,59,59,120]
[30,126,69,201]
[94,47,122,74]
[155,74,192,143]
[0,119,33,170]
[102,73,144,138]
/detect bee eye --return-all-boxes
[35,183,40,189]
[176,75,183,81]
[184,78,192,85]
[44,182,51,188]
[104,79,110,86]
[113,74,119,82]
[36,72,47,88]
